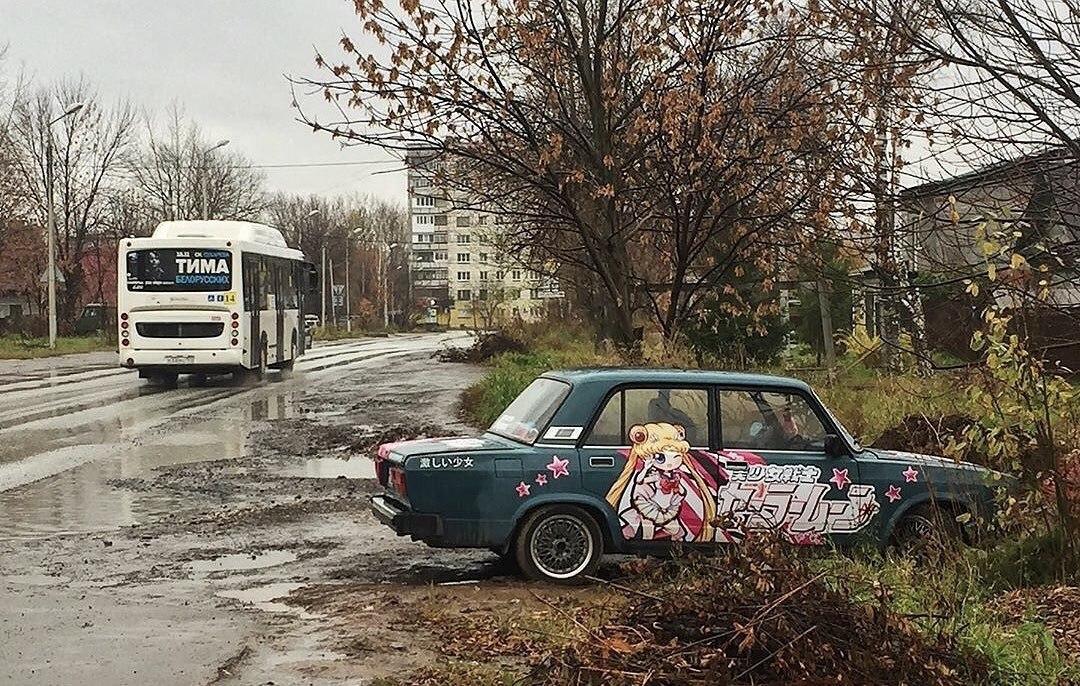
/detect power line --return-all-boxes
[247,160,397,170]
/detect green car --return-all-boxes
[372,369,995,583]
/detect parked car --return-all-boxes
[73,303,115,335]
[372,369,996,583]
[303,314,319,348]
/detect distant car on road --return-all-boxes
[303,314,319,348]
[372,369,997,583]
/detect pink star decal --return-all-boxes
[515,481,531,498]
[535,473,548,486]
[902,466,919,483]
[830,468,851,490]
[546,456,570,479]
[885,484,902,502]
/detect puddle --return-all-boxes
[3,573,71,587]
[188,549,298,574]
[217,582,316,617]
[249,392,299,421]
[278,457,374,480]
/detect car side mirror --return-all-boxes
[824,433,847,458]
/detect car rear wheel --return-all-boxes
[515,504,602,584]
[892,504,967,558]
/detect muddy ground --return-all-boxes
[0,332,553,685]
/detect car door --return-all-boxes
[714,388,874,545]
[578,385,724,549]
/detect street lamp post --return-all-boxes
[46,101,84,349]
[383,242,399,329]
[201,139,229,220]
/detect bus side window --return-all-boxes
[242,253,258,311]
[283,260,297,309]
[258,256,271,310]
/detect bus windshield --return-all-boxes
[126,249,233,292]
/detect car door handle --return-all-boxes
[589,456,616,468]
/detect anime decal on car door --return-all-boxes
[605,422,880,545]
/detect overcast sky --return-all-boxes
[1,0,405,202]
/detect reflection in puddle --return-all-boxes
[249,392,298,421]
[0,408,252,540]
[189,549,298,574]
[216,582,314,617]
[279,457,374,480]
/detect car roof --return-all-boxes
[542,367,813,391]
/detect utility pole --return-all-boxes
[345,238,351,332]
[321,241,327,326]
[46,102,84,349]
[329,258,337,326]
[817,279,836,372]
[382,242,398,329]
[201,139,229,220]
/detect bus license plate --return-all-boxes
[165,355,195,364]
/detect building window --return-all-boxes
[479,271,489,281]
[512,270,522,280]
[414,195,436,207]
[415,233,433,243]
[435,251,447,260]
[457,289,472,301]
[456,215,472,227]
[478,252,488,263]
[456,271,471,281]
[434,214,449,226]
[456,234,470,244]
[457,253,470,263]
[477,215,488,225]
[415,215,434,225]
[495,270,505,280]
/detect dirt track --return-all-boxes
[0,332,533,685]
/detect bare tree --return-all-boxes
[296,0,869,350]
[8,78,136,329]
[265,193,409,326]
[0,45,29,224]
[132,106,266,222]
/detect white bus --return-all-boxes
[117,220,316,384]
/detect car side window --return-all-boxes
[584,393,622,445]
[719,390,828,451]
[585,387,709,447]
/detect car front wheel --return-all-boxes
[514,504,602,584]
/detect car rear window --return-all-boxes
[489,378,570,444]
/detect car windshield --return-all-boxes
[489,378,571,444]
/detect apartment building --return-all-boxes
[406,149,563,328]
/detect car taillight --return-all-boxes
[120,321,128,330]
[231,320,239,330]
[120,312,128,321]
[389,467,407,497]
[230,338,238,346]
[231,312,239,320]
[121,338,129,347]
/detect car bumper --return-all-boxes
[120,348,243,369]
[371,495,443,541]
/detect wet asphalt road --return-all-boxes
[0,332,493,685]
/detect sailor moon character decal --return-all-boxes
[605,422,880,545]
[605,423,717,542]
